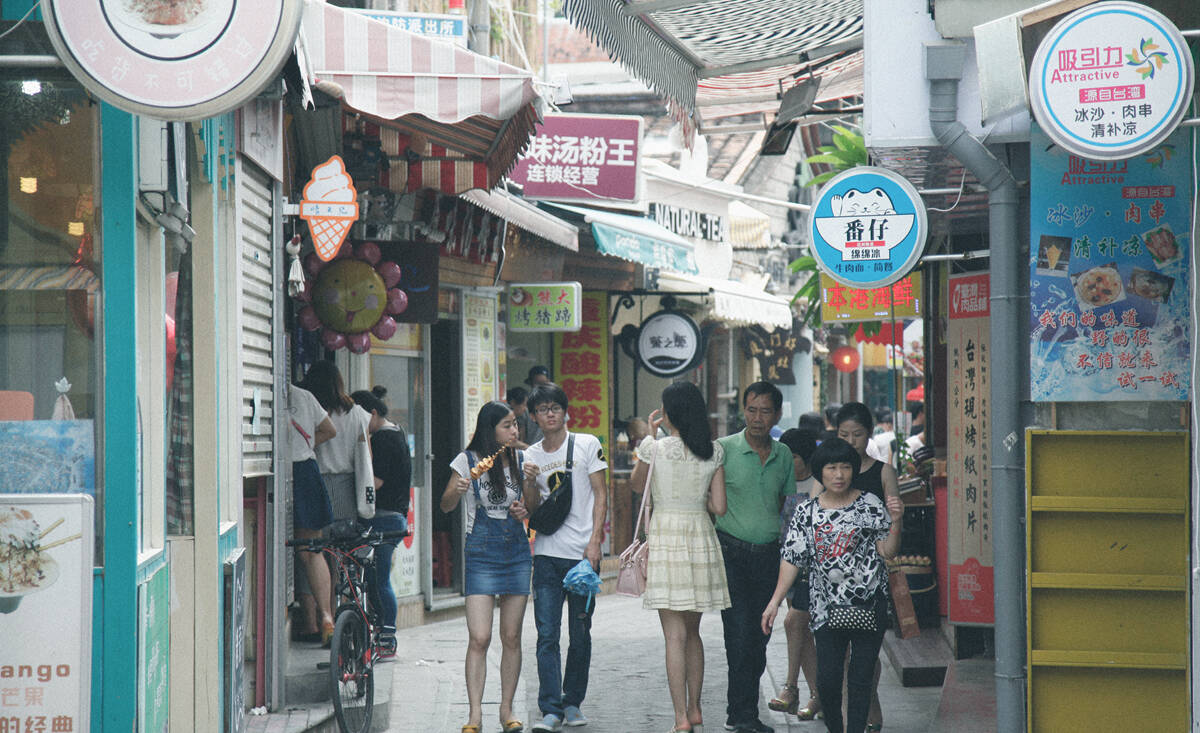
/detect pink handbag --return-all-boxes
[616,455,653,597]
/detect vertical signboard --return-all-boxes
[1029,124,1191,400]
[553,292,611,553]
[947,273,993,625]
[461,293,497,445]
[224,549,247,733]
[390,486,419,598]
[0,495,93,730]
[138,566,170,733]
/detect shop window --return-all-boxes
[0,82,101,533]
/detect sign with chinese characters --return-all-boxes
[553,291,611,453]
[391,487,419,597]
[947,273,993,626]
[508,282,583,332]
[223,550,247,733]
[44,0,303,120]
[649,203,727,242]
[510,114,642,202]
[807,167,928,289]
[1029,123,1191,401]
[743,324,800,385]
[819,272,923,323]
[301,156,359,261]
[636,310,702,378]
[0,495,93,731]
[353,10,468,47]
[1029,1,1194,160]
[461,293,497,445]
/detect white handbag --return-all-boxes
[354,424,376,519]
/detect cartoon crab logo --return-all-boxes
[296,241,408,353]
[1126,37,1169,80]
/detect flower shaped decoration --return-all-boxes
[296,241,408,353]
[1126,37,1169,80]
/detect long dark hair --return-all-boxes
[299,361,353,413]
[662,382,713,460]
[835,401,874,432]
[465,401,518,496]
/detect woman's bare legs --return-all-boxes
[464,595,497,727]
[784,606,820,714]
[497,594,528,724]
[659,609,694,730]
[295,527,333,630]
[682,611,705,728]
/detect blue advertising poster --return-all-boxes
[808,167,927,289]
[1029,123,1192,401]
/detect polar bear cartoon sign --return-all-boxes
[808,166,927,289]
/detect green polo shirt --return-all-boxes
[715,430,796,544]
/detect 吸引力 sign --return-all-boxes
[1029,123,1191,401]
[820,272,923,323]
[44,0,303,121]
[808,167,927,289]
[352,10,468,47]
[508,282,583,332]
[637,310,701,378]
[1029,1,1194,160]
[510,114,642,202]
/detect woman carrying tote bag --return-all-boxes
[630,382,729,733]
[301,361,375,525]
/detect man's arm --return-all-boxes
[586,469,607,570]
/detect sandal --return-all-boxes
[767,683,799,714]
[502,720,524,732]
[461,726,481,733]
[796,694,822,721]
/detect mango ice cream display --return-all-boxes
[301,155,359,261]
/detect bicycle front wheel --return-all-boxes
[329,610,374,733]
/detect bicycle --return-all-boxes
[287,522,408,733]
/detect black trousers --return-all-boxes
[813,624,885,733]
[717,531,779,725]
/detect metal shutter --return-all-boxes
[237,160,276,477]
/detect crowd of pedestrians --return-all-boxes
[287,359,908,733]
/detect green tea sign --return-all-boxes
[508,282,583,332]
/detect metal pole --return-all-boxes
[926,41,1026,733]
[468,0,489,56]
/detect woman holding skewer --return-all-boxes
[441,401,541,733]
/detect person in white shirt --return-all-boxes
[867,406,896,467]
[289,383,337,642]
[300,361,374,525]
[524,383,608,732]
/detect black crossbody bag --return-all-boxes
[528,434,575,535]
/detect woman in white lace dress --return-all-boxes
[631,381,729,733]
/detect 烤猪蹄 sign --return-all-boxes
[508,282,583,332]
[44,0,302,121]
[807,167,927,289]
[1029,1,1194,161]
[510,114,642,202]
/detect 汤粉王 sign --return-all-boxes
[1029,1,1194,160]
[807,167,928,289]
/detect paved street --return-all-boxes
[388,592,950,732]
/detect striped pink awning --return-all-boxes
[301,0,542,194]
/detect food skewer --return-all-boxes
[469,443,511,479]
[38,533,81,552]
[37,518,64,541]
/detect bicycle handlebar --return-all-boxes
[286,529,409,549]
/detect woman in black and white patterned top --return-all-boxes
[762,438,904,733]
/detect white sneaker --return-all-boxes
[532,714,563,732]
[563,706,588,726]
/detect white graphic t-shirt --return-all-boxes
[288,385,328,463]
[525,432,608,559]
[450,451,524,534]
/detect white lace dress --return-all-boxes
[636,436,731,612]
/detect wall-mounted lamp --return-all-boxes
[19,177,36,194]
[67,222,84,236]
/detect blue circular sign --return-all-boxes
[807,166,928,289]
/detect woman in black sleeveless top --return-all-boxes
[835,402,902,732]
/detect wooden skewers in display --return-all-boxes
[469,444,511,479]
[38,533,81,552]
[37,518,64,541]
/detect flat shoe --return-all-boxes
[461,726,481,733]
[503,720,524,732]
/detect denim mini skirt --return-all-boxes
[464,510,532,596]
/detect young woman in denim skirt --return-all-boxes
[441,401,541,733]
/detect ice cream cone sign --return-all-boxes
[301,155,359,261]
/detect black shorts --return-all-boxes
[788,576,811,612]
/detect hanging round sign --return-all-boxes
[807,166,927,289]
[43,0,303,121]
[637,310,701,378]
[1029,1,1194,161]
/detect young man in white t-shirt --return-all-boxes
[523,383,608,732]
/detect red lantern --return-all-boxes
[831,345,860,373]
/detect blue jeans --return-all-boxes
[533,555,595,717]
[364,512,408,630]
[717,531,779,725]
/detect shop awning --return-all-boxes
[459,189,579,252]
[548,203,698,275]
[300,0,542,193]
[728,201,772,249]
[656,271,794,330]
[561,0,863,135]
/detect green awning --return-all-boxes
[547,203,698,275]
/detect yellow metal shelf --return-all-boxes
[1031,649,1186,670]
[1029,496,1186,514]
[1030,572,1186,592]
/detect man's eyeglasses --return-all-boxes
[534,404,564,416]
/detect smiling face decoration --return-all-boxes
[830,187,896,216]
[296,241,408,353]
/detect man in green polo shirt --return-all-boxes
[716,381,795,733]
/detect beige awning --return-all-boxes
[657,271,793,329]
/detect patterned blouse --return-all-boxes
[780,492,892,631]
